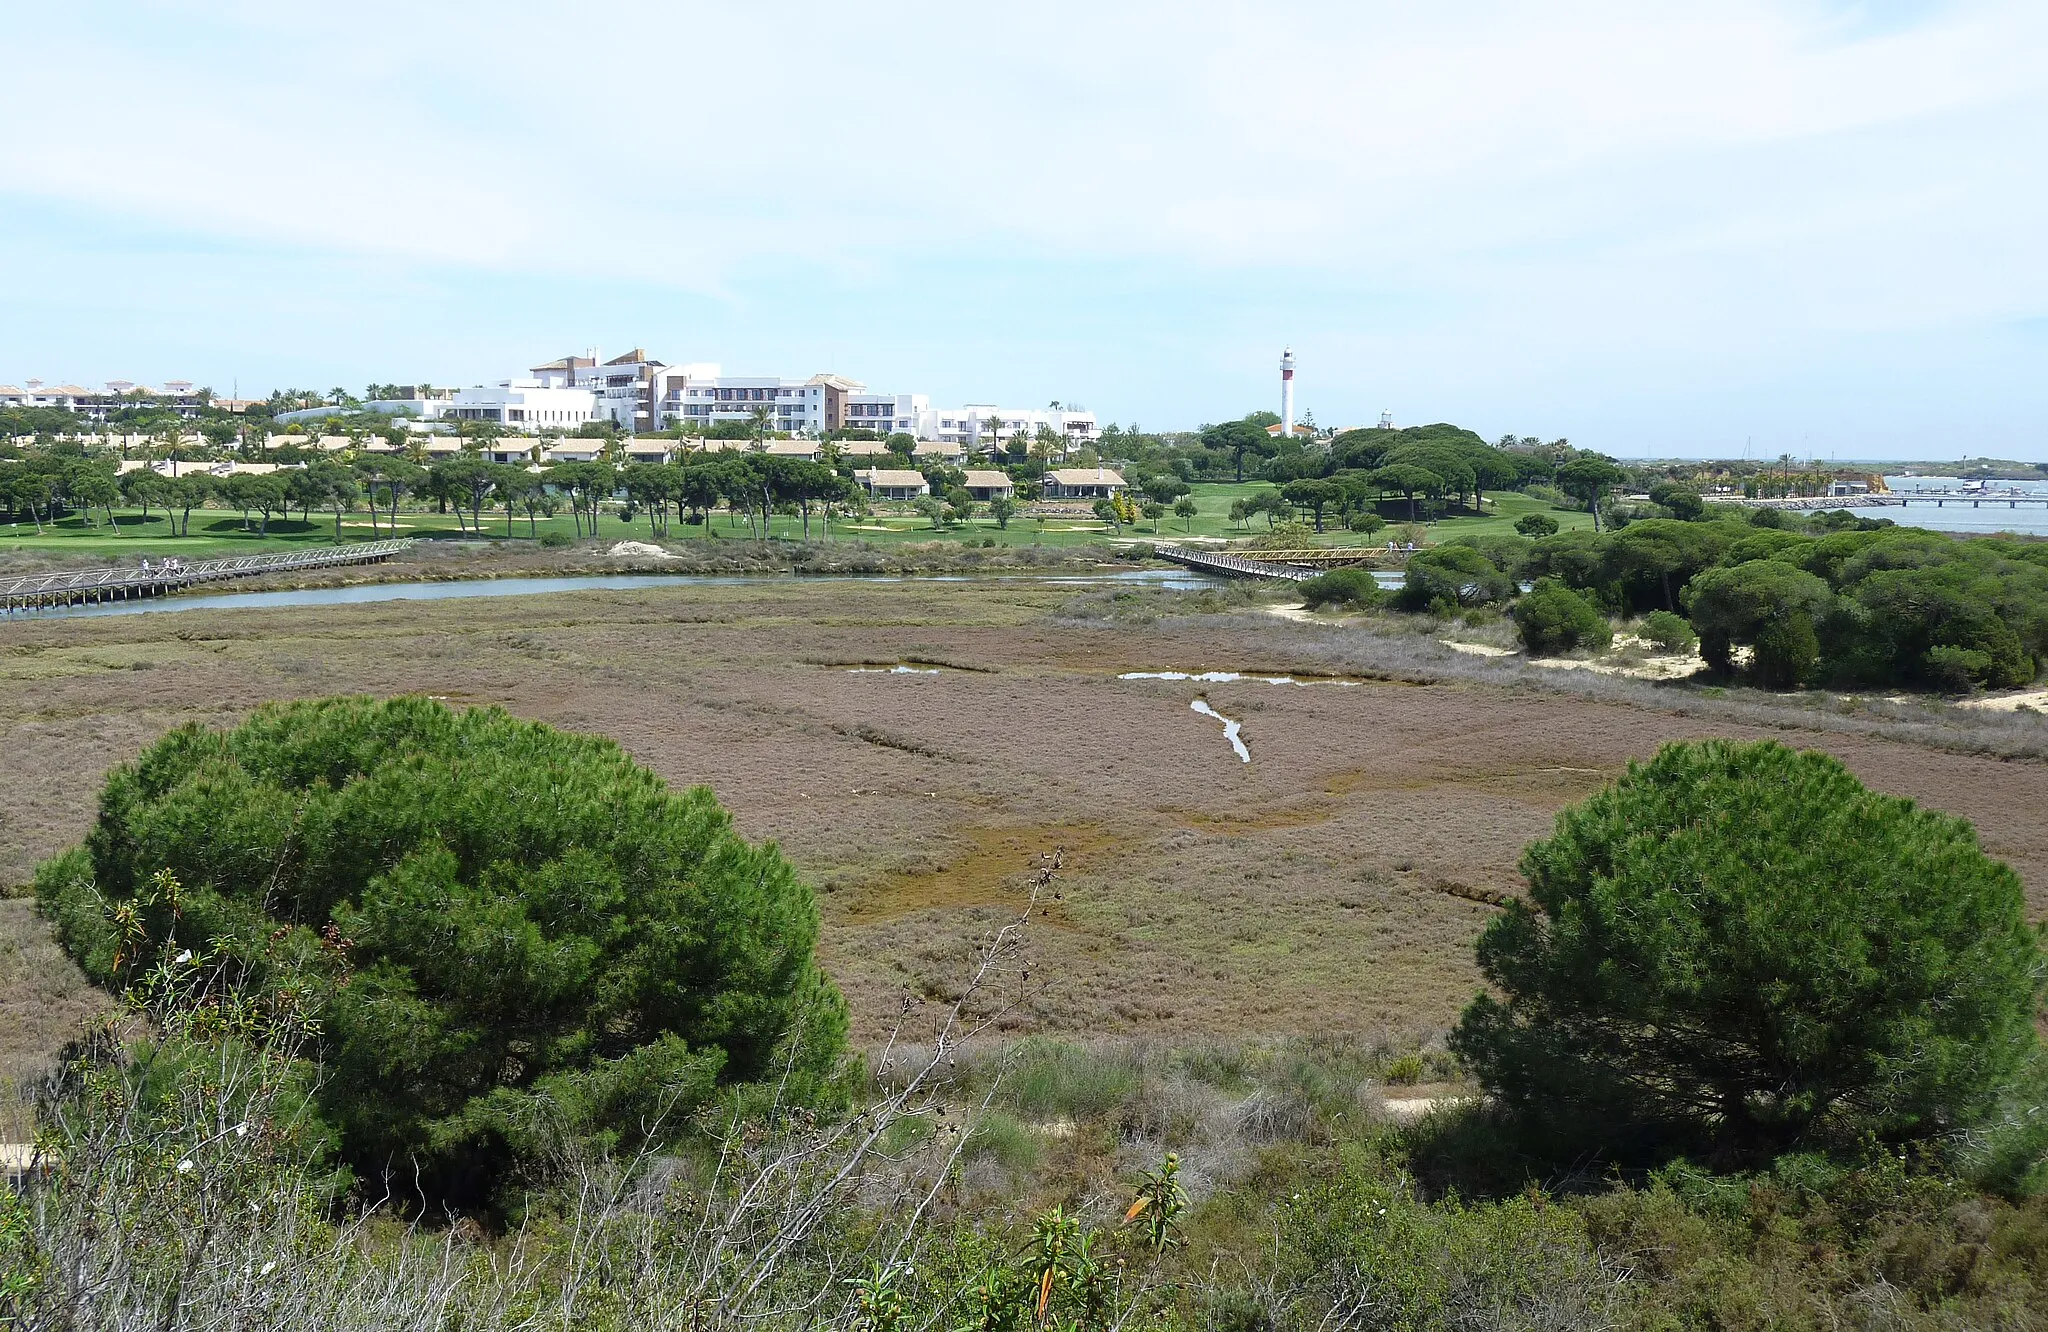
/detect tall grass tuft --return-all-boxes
[999,1039,1144,1120]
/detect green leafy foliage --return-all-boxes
[1514,579,1612,656]
[1298,567,1385,611]
[1648,481,1706,520]
[1514,512,1560,538]
[35,696,847,1201]
[1638,609,1697,651]
[1512,516,2048,692]
[1246,1142,1614,1329]
[1684,558,1833,686]
[1599,519,1739,613]
[1394,545,1515,612]
[1451,741,2044,1156]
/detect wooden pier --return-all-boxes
[1730,492,2048,512]
[1,539,415,614]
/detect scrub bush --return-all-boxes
[36,696,847,1202]
[1299,567,1384,611]
[1452,740,2044,1156]
[1639,610,1697,651]
[1513,579,1612,656]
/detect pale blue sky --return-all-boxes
[3,1,2044,459]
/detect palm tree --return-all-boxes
[155,422,191,477]
[748,405,775,452]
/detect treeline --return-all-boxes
[1204,422,1620,525]
[1308,502,2048,693]
[0,443,969,542]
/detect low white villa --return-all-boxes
[960,470,1015,501]
[856,468,930,501]
[1039,467,1126,500]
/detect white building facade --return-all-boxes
[0,379,222,420]
[404,346,1108,445]
[528,350,707,432]
[917,405,1100,452]
[445,380,601,431]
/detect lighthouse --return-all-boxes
[1279,347,1297,438]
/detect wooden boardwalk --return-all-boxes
[1725,492,2048,512]
[1,539,415,614]
[1153,545,1318,581]
[1154,543,1405,582]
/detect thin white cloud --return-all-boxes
[7,0,2043,282]
[2,0,2043,450]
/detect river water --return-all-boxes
[4,567,1220,622]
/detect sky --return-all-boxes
[1,0,2044,460]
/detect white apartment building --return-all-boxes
[918,405,1100,452]
[0,383,95,411]
[445,380,600,431]
[670,375,828,434]
[492,347,1104,448]
[842,390,927,437]
[530,349,711,432]
[0,379,226,420]
[667,372,931,437]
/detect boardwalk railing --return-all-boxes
[1222,548,1405,568]
[2,539,415,613]
[1154,543,1411,582]
[1718,493,2048,512]
[1153,544,1320,582]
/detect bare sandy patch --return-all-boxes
[1376,1088,1477,1122]
[607,541,676,560]
[1443,634,1703,681]
[1959,687,2048,713]
[1442,640,1515,658]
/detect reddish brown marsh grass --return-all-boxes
[2,577,2044,1077]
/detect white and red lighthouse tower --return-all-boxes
[1279,347,1297,438]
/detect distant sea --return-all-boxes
[1845,477,2048,536]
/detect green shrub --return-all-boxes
[1514,513,1560,538]
[1648,482,1706,520]
[1513,579,1612,656]
[1442,534,1533,580]
[1451,740,2044,1156]
[1257,1145,1613,1328]
[35,696,847,1203]
[1383,1053,1427,1085]
[1299,567,1384,611]
[1346,511,1387,535]
[1170,1042,1258,1092]
[1001,1039,1142,1119]
[1394,546,1514,611]
[1638,610,1697,651]
[1685,559,1832,686]
[538,529,573,548]
[964,1111,1043,1172]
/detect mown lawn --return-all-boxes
[1,484,1589,562]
